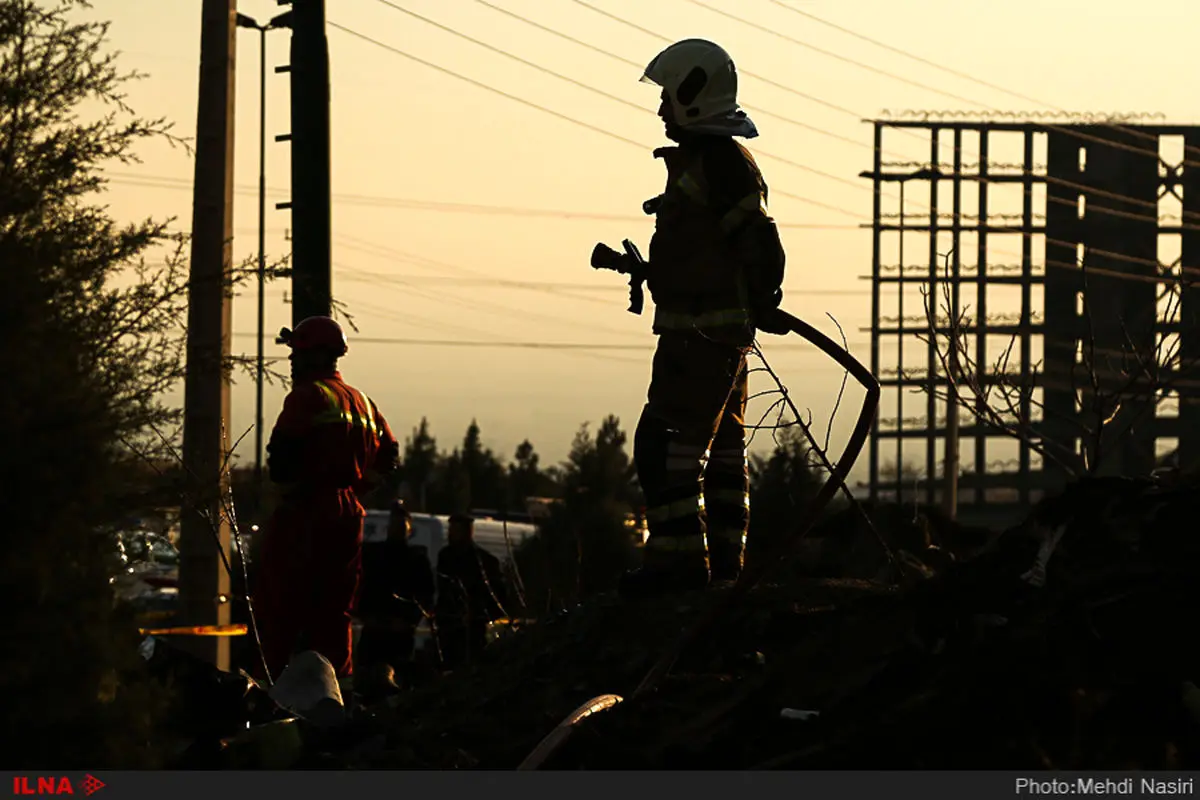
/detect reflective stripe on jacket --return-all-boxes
[267,371,397,491]
[646,136,781,339]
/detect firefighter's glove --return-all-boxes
[379,440,400,473]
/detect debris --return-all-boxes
[268,651,346,728]
[142,636,283,742]
[220,719,306,769]
[779,708,819,721]
[146,476,1200,769]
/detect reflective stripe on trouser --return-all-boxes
[706,446,749,539]
[705,397,749,576]
[635,332,749,569]
[634,425,708,569]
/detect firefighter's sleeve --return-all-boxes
[357,400,399,496]
[266,385,324,483]
[737,216,789,333]
[707,146,788,331]
[370,401,400,475]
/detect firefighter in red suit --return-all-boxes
[252,316,399,680]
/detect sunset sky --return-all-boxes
[95,0,1198,475]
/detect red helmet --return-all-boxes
[276,316,348,356]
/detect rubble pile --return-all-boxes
[156,476,1200,769]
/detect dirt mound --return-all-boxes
[333,476,1200,770]
[353,579,898,769]
[151,478,1199,769]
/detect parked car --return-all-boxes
[110,530,180,623]
[362,511,538,564]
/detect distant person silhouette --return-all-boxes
[434,513,510,670]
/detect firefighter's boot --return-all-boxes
[619,535,711,598]
[707,531,745,584]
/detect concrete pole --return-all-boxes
[254,24,267,500]
[178,0,237,670]
[288,0,332,324]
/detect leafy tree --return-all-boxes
[0,0,185,768]
[0,0,288,766]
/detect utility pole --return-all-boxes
[179,0,237,670]
[278,0,333,325]
[237,11,291,502]
[255,21,267,496]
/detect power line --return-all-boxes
[461,0,869,151]
[364,0,867,194]
[767,0,1055,108]
[683,0,987,110]
[567,0,1195,234]
[464,0,1180,242]
[333,232,872,297]
[559,2,1200,273]
[564,0,1192,230]
[767,0,1200,165]
[330,234,666,337]
[332,234,875,321]
[341,297,651,364]
[231,332,869,353]
[104,172,861,230]
[566,0,921,145]
[325,20,865,219]
[339,290,512,340]
[340,269,870,296]
[336,262,649,339]
[332,235,626,308]
[680,0,1200,228]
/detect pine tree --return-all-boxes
[401,417,438,511]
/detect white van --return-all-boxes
[361,511,537,567]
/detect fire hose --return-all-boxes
[517,309,880,769]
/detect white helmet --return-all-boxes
[641,39,757,138]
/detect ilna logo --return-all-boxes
[11,776,105,796]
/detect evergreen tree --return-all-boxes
[507,439,558,510]
[0,0,192,767]
[458,419,505,511]
[522,417,638,602]
[746,426,823,564]
[401,417,438,511]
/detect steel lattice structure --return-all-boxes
[863,118,1200,524]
